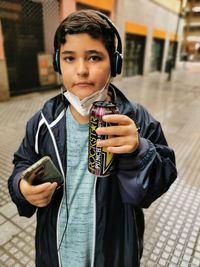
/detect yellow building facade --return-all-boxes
[0,0,186,100]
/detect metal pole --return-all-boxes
[174,0,184,68]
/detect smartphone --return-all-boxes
[21,156,64,186]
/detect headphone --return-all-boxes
[53,10,123,77]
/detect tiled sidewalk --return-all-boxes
[0,67,200,266]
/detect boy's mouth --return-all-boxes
[74,82,94,87]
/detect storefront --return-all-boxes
[150,29,166,72]
[150,38,164,72]
[0,0,58,96]
[123,33,146,76]
[123,21,147,77]
[168,36,178,66]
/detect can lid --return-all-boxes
[93,101,116,108]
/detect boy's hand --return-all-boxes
[19,179,57,207]
[96,114,139,154]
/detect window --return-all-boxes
[123,34,146,76]
[150,38,164,72]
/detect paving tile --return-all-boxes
[1,68,200,266]
[0,202,18,218]
[0,221,21,246]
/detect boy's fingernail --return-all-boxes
[96,141,102,147]
[96,128,101,134]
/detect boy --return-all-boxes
[8,9,177,267]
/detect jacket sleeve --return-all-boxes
[117,103,177,208]
[8,112,41,217]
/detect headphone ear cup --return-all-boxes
[112,51,122,77]
[53,49,61,74]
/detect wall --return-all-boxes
[116,0,184,74]
[42,1,60,53]
[0,19,9,101]
[151,0,182,13]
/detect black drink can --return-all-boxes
[88,101,119,177]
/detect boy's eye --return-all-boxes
[89,55,102,62]
[63,56,74,62]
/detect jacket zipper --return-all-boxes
[57,195,64,267]
[91,176,97,267]
[41,112,65,267]
[133,210,140,265]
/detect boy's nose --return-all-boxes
[76,59,89,76]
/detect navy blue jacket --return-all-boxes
[8,84,177,267]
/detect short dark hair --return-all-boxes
[54,9,116,62]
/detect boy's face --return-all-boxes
[59,33,111,100]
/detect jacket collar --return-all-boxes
[109,83,137,121]
[41,83,136,125]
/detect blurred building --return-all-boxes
[183,0,200,61]
[0,0,186,101]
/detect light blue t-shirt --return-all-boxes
[58,108,95,267]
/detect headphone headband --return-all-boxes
[94,11,122,54]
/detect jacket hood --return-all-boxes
[41,93,67,125]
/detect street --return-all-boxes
[0,64,200,266]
